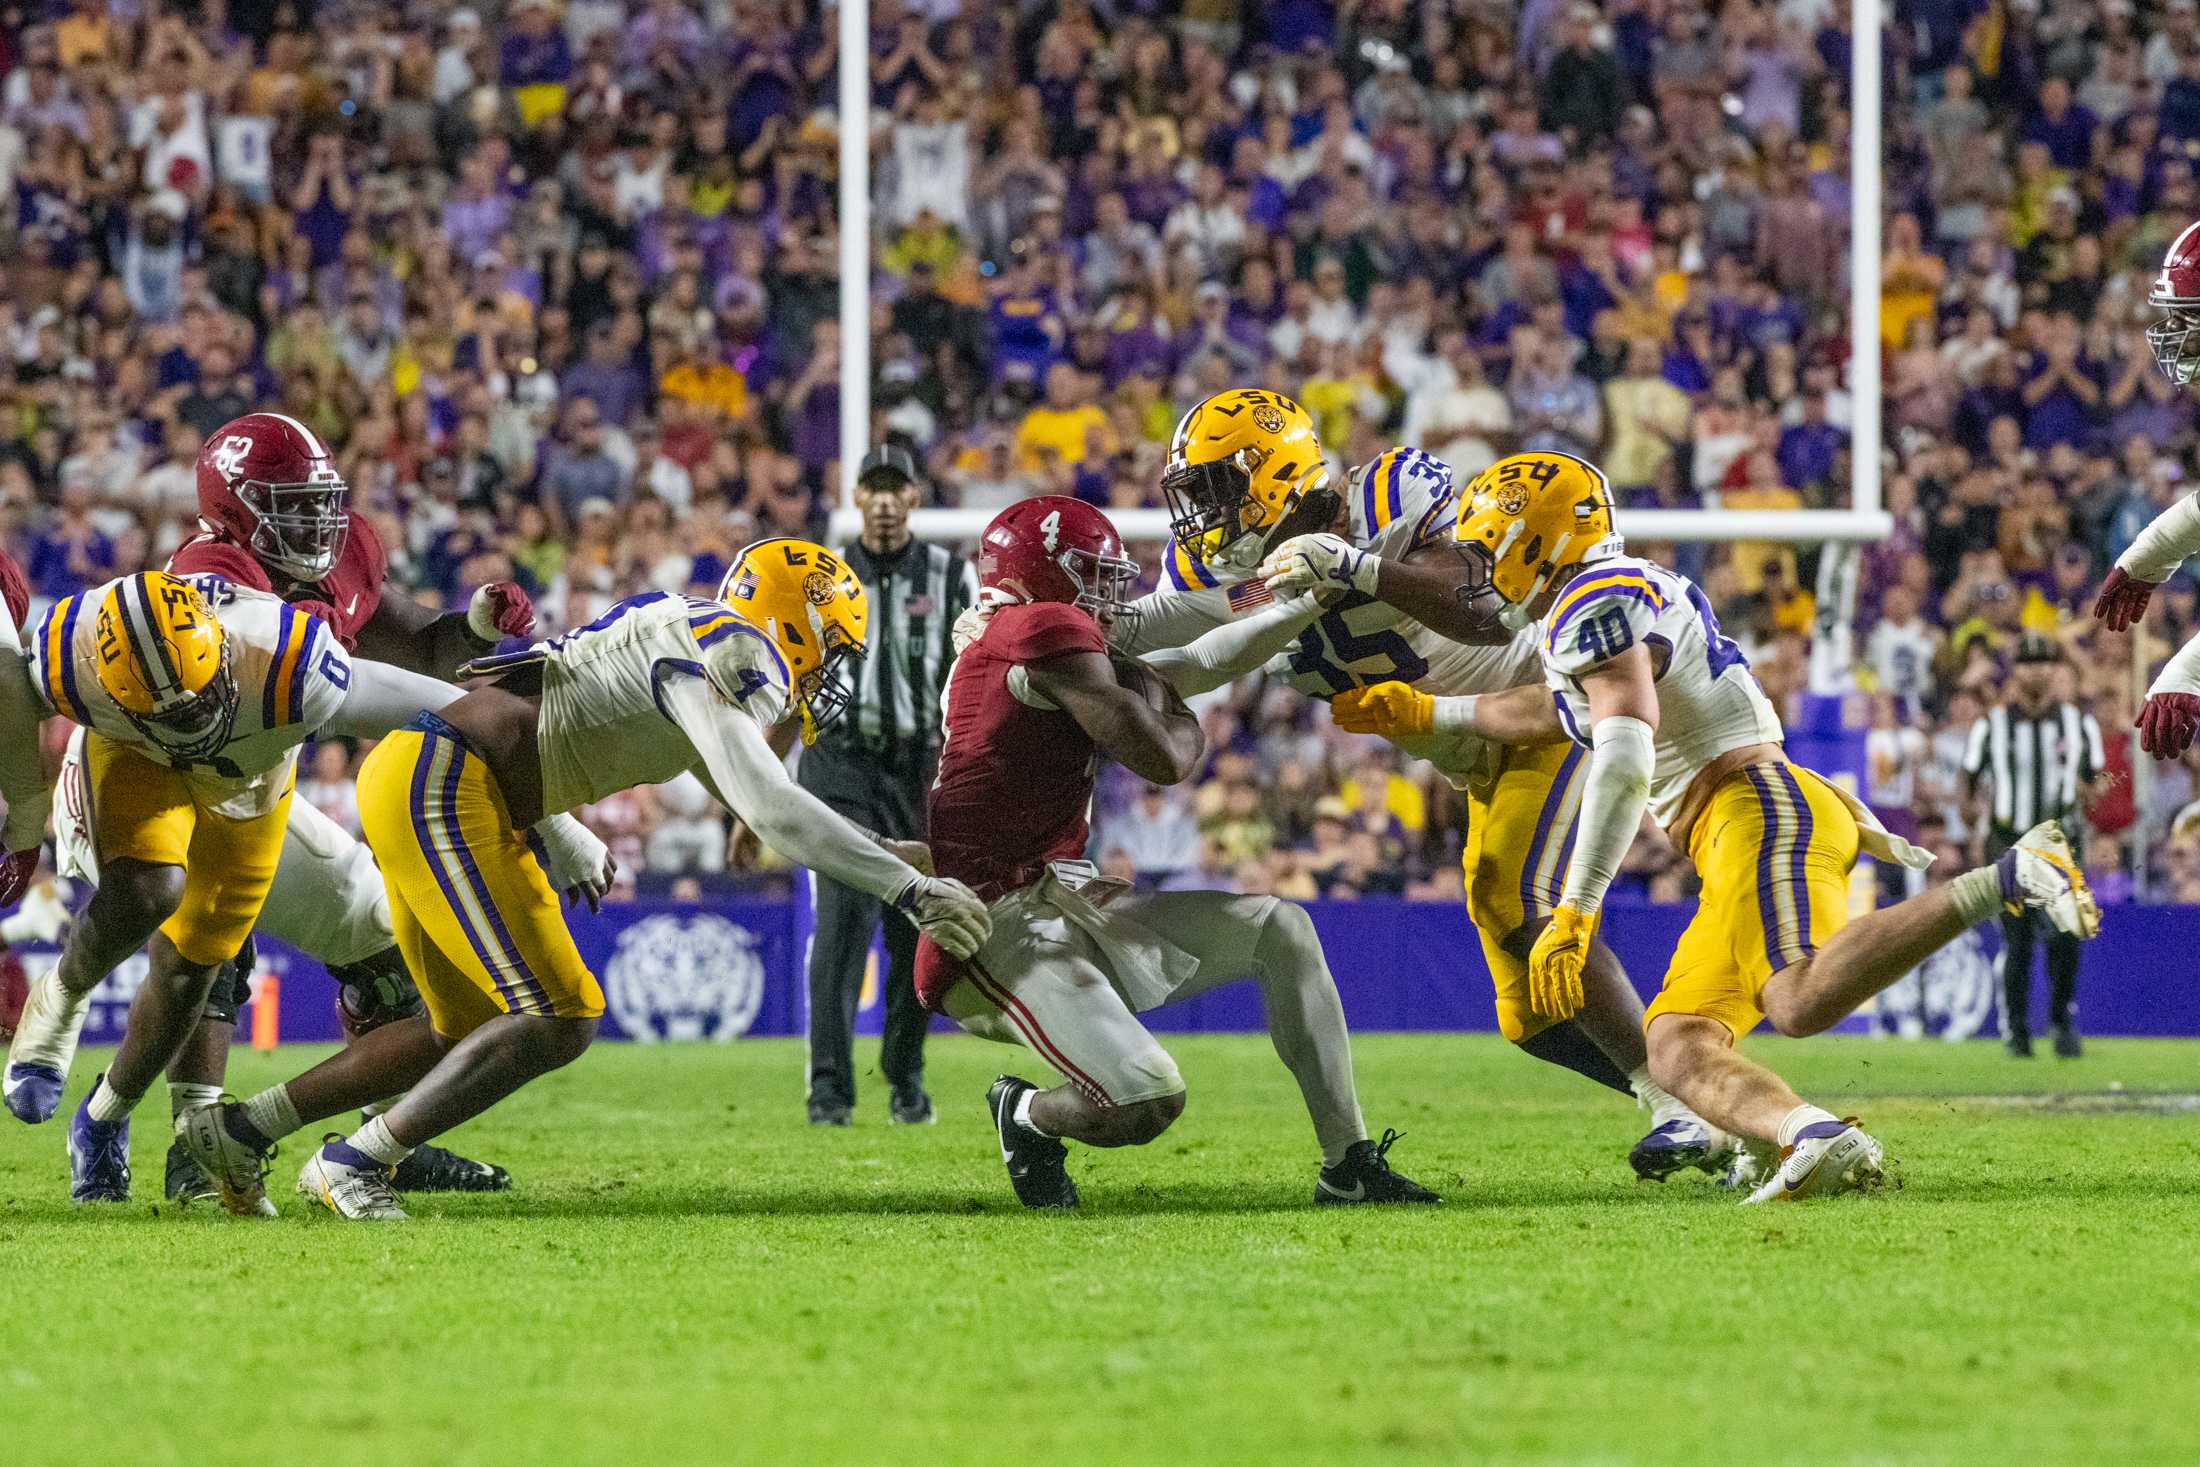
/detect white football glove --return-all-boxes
[951,602,995,655]
[1259,533,1380,600]
[893,873,992,959]
[533,813,616,912]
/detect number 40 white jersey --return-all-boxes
[1538,556,1781,830]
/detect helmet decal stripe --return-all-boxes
[261,411,329,460]
[120,576,183,702]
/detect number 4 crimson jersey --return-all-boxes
[167,513,389,654]
[917,600,1108,1005]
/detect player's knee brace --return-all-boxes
[200,935,258,1023]
[331,947,426,1037]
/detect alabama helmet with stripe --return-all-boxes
[93,571,238,761]
[2149,219,2200,385]
[717,538,869,745]
[195,411,349,581]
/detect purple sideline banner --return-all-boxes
[22,893,2195,1046]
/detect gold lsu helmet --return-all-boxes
[1162,388,1337,569]
[1455,451,1624,619]
[716,537,869,744]
[93,571,238,761]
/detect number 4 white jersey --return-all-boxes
[1539,556,1782,830]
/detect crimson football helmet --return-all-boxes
[2149,220,2200,385]
[195,412,349,581]
[978,496,1137,623]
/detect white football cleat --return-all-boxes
[1998,821,2100,939]
[4,880,74,945]
[1741,1118,1885,1204]
[175,1103,278,1218]
[5,969,93,1124]
[298,1139,408,1221]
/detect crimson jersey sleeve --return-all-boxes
[987,601,1107,664]
[168,534,276,592]
[0,547,26,631]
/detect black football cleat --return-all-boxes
[164,1138,220,1206]
[2005,1029,2035,1059]
[889,1083,935,1126]
[807,1097,853,1127]
[987,1075,1078,1209]
[1315,1128,1442,1205]
[391,1143,510,1193]
[2051,1021,2083,1059]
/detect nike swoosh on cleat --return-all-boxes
[1317,1177,1366,1202]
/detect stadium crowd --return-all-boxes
[2,0,2200,900]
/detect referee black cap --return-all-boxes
[858,444,920,488]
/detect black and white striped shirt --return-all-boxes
[830,537,976,764]
[1963,702,2105,834]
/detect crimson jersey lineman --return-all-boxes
[168,513,389,653]
[926,600,1106,910]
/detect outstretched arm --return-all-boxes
[1027,650,1204,785]
[355,580,536,680]
[1139,591,1325,696]
[1374,543,1517,645]
[1554,646,1659,917]
[322,657,463,739]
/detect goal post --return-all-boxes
[832,0,1887,551]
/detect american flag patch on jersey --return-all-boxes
[1226,580,1274,615]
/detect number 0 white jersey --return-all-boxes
[1121,448,1539,780]
[1538,556,1782,830]
[463,591,792,817]
[28,576,351,817]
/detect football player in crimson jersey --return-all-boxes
[73,413,534,1199]
[0,544,75,1042]
[2098,223,2200,755]
[918,496,1438,1209]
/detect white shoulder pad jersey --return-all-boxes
[30,575,350,817]
[471,591,791,817]
[1538,556,1782,829]
[1120,449,1538,783]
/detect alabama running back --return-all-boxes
[917,495,1437,1210]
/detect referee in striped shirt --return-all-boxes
[1963,635,2106,1058]
[797,445,976,1126]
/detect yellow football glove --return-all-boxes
[1526,904,1597,1020]
[1330,682,1434,737]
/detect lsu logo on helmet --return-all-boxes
[93,571,239,761]
[1455,452,1623,617]
[716,539,869,745]
[1162,388,1336,569]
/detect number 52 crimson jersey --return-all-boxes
[29,574,352,818]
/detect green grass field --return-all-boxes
[5,1033,2198,1465]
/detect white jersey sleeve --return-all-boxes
[1347,446,1459,558]
[1538,557,1783,830]
[1542,563,1668,679]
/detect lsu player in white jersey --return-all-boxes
[1,572,581,1205]
[186,539,989,1220]
[1103,392,1726,1177]
[1339,451,2099,1201]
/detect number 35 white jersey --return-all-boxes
[1539,556,1781,830]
